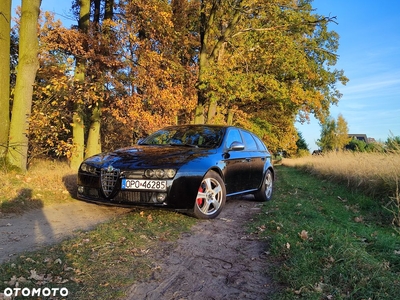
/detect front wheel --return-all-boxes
[254,169,274,202]
[194,171,226,219]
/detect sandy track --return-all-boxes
[124,198,274,299]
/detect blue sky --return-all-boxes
[297,0,400,150]
[15,1,400,151]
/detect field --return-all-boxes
[282,151,400,228]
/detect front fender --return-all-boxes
[167,172,204,209]
[167,155,224,209]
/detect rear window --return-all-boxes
[241,131,258,150]
[253,134,267,151]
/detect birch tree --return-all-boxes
[7,0,41,171]
[0,0,11,157]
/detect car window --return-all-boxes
[225,129,243,148]
[241,130,258,150]
[252,134,267,151]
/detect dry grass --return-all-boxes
[283,151,400,197]
[0,159,76,214]
[283,151,400,227]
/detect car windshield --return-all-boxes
[139,126,224,148]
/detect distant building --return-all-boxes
[348,134,368,143]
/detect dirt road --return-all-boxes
[0,201,131,264]
[124,198,274,299]
[0,197,275,299]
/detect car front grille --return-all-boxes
[114,191,153,203]
[101,167,120,198]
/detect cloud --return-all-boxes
[343,76,400,96]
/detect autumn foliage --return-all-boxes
[3,0,348,169]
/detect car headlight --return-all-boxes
[155,169,165,178]
[144,168,176,179]
[145,169,155,178]
[81,163,97,174]
[165,169,176,178]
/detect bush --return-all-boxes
[296,149,310,157]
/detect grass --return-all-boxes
[251,165,400,299]
[0,159,76,214]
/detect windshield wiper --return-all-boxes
[169,143,198,148]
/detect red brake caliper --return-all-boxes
[197,185,204,206]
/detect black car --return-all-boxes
[77,125,274,219]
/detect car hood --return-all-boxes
[83,145,216,169]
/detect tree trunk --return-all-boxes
[7,0,41,172]
[0,0,11,157]
[71,104,85,170]
[85,0,114,159]
[207,98,217,124]
[104,0,114,20]
[70,0,90,171]
[195,1,242,125]
[227,108,234,125]
[85,104,102,158]
[194,104,205,124]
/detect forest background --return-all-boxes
[0,0,349,172]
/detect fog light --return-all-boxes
[156,193,167,202]
[77,186,84,194]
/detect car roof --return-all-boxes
[162,124,237,130]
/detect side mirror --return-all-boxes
[229,141,245,151]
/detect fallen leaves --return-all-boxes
[4,275,27,286]
[299,230,309,241]
[3,255,73,290]
[4,269,69,287]
[354,216,364,223]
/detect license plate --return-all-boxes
[121,179,167,191]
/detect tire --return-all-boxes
[254,169,273,202]
[194,171,226,219]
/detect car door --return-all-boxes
[222,128,252,194]
[239,130,265,190]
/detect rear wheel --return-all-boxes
[254,169,273,202]
[194,171,226,219]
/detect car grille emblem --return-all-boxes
[101,166,120,198]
